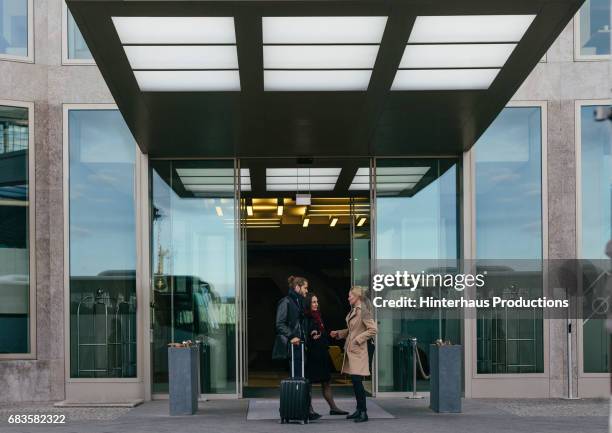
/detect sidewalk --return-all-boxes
[0,397,608,433]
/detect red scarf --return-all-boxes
[307,309,325,333]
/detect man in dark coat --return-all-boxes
[273,282,307,376]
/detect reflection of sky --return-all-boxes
[0,0,28,56]
[152,168,235,299]
[580,0,611,55]
[581,106,612,259]
[475,107,542,260]
[376,163,458,260]
[69,110,136,276]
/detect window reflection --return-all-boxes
[375,159,461,392]
[0,0,28,58]
[0,105,30,354]
[475,107,544,374]
[580,105,611,373]
[151,160,237,394]
[578,0,611,56]
[68,110,137,378]
[67,8,92,60]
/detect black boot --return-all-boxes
[354,411,368,423]
[346,410,361,419]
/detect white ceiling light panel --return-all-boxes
[393,15,535,91]
[263,45,380,69]
[262,16,387,91]
[262,16,387,43]
[265,70,372,91]
[124,45,239,70]
[113,16,240,92]
[266,167,341,191]
[134,70,241,92]
[112,17,237,44]
[408,15,536,43]
[399,44,516,69]
[391,69,499,91]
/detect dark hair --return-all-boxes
[288,275,308,290]
[304,293,318,314]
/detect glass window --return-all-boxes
[0,104,30,354]
[66,8,92,60]
[375,158,461,392]
[580,104,611,373]
[68,109,137,378]
[475,106,544,374]
[151,160,237,394]
[0,0,29,58]
[578,0,611,57]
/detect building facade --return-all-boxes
[0,0,610,403]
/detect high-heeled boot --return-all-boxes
[354,410,368,423]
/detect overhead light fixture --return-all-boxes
[407,15,536,43]
[112,17,237,44]
[112,16,240,92]
[330,217,338,227]
[391,69,499,91]
[124,45,239,70]
[264,45,380,69]
[303,218,310,228]
[262,16,388,44]
[134,70,241,92]
[247,205,253,216]
[357,217,367,227]
[266,168,341,192]
[215,206,224,217]
[264,70,372,91]
[398,44,516,69]
[262,16,387,91]
[296,193,311,205]
[277,198,284,216]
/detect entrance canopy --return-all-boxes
[67,0,582,158]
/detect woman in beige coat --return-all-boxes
[330,286,377,423]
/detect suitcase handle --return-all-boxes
[291,343,305,378]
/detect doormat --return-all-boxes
[247,398,394,420]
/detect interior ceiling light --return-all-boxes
[215,206,224,217]
[262,16,387,91]
[357,217,366,227]
[112,16,240,92]
[330,217,338,227]
[391,69,499,91]
[262,16,387,44]
[408,15,536,43]
[112,17,237,44]
[177,167,250,192]
[349,166,430,190]
[266,168,341,191]
[247,205,253,216]
[399,44,516,69]
[303,218,310,228]
[264,70,372,92]
[263,45,380,69]
[124,45,239,70]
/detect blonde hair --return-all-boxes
[350,285,373,317]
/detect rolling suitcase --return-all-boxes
[279,344,310,424]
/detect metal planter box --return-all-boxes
[429,344,462,413]
[168,346,200,416]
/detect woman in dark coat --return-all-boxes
[304,293,348,416]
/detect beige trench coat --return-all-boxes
[337,303,377,376]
